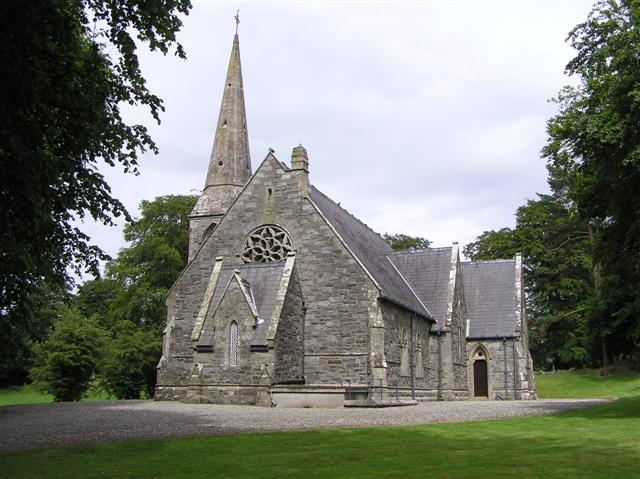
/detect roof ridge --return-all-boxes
[310,185,389,246]
[462,258,515,265]
[387,246,451,255]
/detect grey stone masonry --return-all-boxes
[157,150,379,403]
[382,301,433,400]
[158,31,537,406]
[273,265,305,384]
[467,338,533,400]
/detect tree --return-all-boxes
[383,233,431,252]
[106,195,197,330]
[70,278,121,329]
[0,1,192,320]
[100,321,161,399]
[71,195,196,396]
[0,282,67,386]
[543,0,640,363]
[465,190,594,369]
[463,228,518,261]
[30,307,106,401]
[108,195,197,291]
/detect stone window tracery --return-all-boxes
[242,225,293,263]
[229,321,238,367]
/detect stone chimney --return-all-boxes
[514,252,523,333]
[291,144,308,172]
[290,145,310,196]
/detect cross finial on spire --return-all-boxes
[235,9,240,34]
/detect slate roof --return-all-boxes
[310,186,432,320]
[196,261,287,350]
[388,248,452,327]
[461,259,518,338]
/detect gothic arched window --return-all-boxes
[241,225,293,263]
[415,328,424,378]
[201,222,217,243]
[229,321,238,367]
[400,323,410,377]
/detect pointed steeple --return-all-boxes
[189,33,252,259]
[192,33,252,218]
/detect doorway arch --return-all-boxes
[468,344,491,398]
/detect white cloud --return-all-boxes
[78,0,593,274]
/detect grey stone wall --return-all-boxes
[273,267,305,383]
[158,278,276,404]
[188,214,221,261]
[422,262,469,401]
[157,154,378,400]
[519,299,537,399]
[382,301,432,398]
[203,282,268,384]
[467,338,532,400]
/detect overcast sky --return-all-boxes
[81,0,594,272]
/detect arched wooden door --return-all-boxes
[473,360,488,397]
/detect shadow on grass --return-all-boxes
[2,406,639,479]
[560,395,640,419]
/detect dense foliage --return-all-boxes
[466,0,640,368]
[0,0,192,323]
[383,234,432,251]
[0,283,68,386]
[542,0,640,363]
[100,321,160,399]
[29,195,196,399]
[30,307,106,401]
[76,195,196,398]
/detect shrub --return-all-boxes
[100,321,162,399]
[30,308,106,401]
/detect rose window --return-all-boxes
[242,225,293,263]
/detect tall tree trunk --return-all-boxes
[588,223,609,367]
[601,339,610,368]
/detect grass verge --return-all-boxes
[535,367,640,398]
[0,383,113,407]
[0,395,638,479]
[0,384,53,406]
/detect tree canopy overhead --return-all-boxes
[0,0,192,316]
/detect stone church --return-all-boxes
[155,33,537,407]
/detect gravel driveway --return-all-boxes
[0,398,602,453]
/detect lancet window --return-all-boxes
[229,321,238,367]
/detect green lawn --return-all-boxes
[0,395,638,478]
[1,369,638,478]
[536,368,640,399]
[0,384,53,406]
[0,384,113,407]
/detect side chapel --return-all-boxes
[155,33,537,407]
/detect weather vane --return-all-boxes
[235,9,240,34]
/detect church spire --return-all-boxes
[189,32,252,259]
[191,32,252,218]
